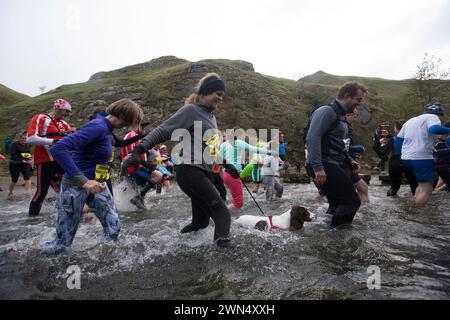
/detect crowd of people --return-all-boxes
[0,75,449,253]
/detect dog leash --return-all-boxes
[242,180,266,216]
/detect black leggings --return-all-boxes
[388,157,418,195]
[29,162,63,216]
[176,165,230,241]
[436,166,450,191]
[212,172,227,201]
[307,162,361,227]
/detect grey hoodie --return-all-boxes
[137,102,220,173]
[306,101,350,171]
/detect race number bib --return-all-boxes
[21,153,32,159]
[155,156,163,166]
[95,164,110,182]
[205,134,220,157]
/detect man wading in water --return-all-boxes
[305,82,367,228]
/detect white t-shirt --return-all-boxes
[397,114,441,160]
[262,155,280,176]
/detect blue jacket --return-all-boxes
[279,143,286,156]
[50,117,113,184]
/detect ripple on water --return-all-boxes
[0,179,449,299]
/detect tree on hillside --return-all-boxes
[38,86,47,94]
[409,53,449,107]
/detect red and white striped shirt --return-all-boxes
[27,113,71,165]
[121,130,146,174]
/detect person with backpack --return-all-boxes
[26,99,72,216]
[305,82,367,228]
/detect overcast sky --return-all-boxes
[1,0,449,97]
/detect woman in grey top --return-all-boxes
[121,73,232,248]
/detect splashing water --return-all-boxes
[0,177,449,299]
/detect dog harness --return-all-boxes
[268,215,288,231]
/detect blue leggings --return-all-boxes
[42,183,121,253]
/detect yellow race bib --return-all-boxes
[21,153,32,159]
[95,164,110,182]
[205,134,220,157]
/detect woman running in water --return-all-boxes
[219,128,271,212]
[121,73,233,248]
[41,98,143,253]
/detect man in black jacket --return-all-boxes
[306,82,367,228]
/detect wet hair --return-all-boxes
[106,98,144,129]
[185,73,223,104]
[289,205,312,230]
[337,82,368,99]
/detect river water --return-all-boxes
[0,177,449,300]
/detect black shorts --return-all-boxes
[9,163,32,183]
[350,171,361,184]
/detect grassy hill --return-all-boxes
[300,70,450,117]
[1,56,449,165]
[0,56,310,159]
[0,84,28,107]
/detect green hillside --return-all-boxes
[0,84,28,107]
[0,56,310,159]
[301,70,412,97]
[1,56,449,165]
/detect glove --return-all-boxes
[140,160,157,172]
[350,160,360,172]
[223,162,240,179]
[120,152,141,177]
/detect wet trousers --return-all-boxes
[307,162,361,227]
[29,162,63,216]
[176,165,230,241]
[388,156,418,195]
[222,171,244,208]
[41,183,121,253]
[262,175,283,200]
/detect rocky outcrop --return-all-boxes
[89,71,107,81]
[88,56,189,81]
